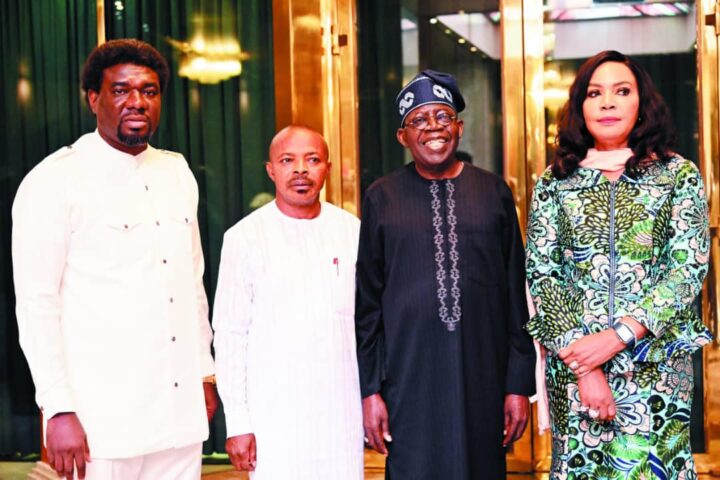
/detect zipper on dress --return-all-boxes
[608,181,617,326]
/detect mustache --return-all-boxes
[286,176,315,189]
[121,112,151,122]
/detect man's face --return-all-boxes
[87,63,162,155]
[266,128,330,217]
[396,103,464,175]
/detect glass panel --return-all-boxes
[358,0,504,195]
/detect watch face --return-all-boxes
[615,324,635,344]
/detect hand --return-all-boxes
[559,330,624,377]
[46,412,91,479]
[203,382,219,422]
[577,368,616,422]
[226,434,256,472]
[502,394,530,447]
[362,393,392,455]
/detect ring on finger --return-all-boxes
[569,360,579,371]
[579,405,589,413]
[588,408,600,419]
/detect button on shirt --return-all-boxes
[12,131,214,458]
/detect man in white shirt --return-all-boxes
[12,39,217,480]
[213,126,364,479]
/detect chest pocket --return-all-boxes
[99,206,149,266]
[167,209,196,256]
[331,255,356,317]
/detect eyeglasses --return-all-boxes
[404,111,456,130]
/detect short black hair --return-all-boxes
[81,39,170,105]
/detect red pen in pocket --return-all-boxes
[333,257,339,276]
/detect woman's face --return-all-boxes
[582,61,640,151]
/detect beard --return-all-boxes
[117,122,153,146]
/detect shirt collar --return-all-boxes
[82,130,155,168]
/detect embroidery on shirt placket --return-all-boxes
[445,181,461,331]
[430,181,461,332]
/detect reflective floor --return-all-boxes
[0,461,717,479]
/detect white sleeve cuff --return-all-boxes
[40,387,77,420]
[224,407,253,438]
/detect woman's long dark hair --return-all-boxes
[552,50,676,179]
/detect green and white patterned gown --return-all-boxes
[526,156,712,480]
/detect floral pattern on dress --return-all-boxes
[526,156,711,480]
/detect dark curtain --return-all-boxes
[356,0,405,195]
[0,0,275,456]
[419,19,503,175]
[106,0,276,454]
[0,0,97,457]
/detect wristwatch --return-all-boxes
[613,322,636,348]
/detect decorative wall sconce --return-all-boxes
[166,35,247,84]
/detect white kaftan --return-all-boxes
[213,201,363,479]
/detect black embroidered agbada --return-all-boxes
[355,163,536,480]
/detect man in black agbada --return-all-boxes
[355,70,536,479]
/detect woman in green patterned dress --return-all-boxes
[526,50,711,479]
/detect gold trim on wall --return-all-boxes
[501,0,546,471]
[272,0,360,214]
[320,0,360,215]
[96,0,105,45]
[696,0,720,473]
[272,0,324,132]
[502,0,546,237]
[501,0,529,236]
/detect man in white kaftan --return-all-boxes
[213,126,364,479]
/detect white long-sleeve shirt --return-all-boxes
[213,201,363,479]
[12,131,214,459]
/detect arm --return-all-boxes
[499,183,535,445]
[355,192,386,397]
[355,192,390,453]
[500,182,536,396]
[616,161,710,344]
[525,174,586,353]
[563,161,711,372]
[212,230,254,439]
[12,164,90,477]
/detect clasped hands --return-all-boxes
[558,329,627,422]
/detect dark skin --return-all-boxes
[45,62,216,479]
[362,394,391,455]
[46,413,90,480]
[225,127,332,473]
[47,382,218,479]
[363,393,530,454]
[87,63,162,156]
[203,382,220,421]
[363,102,531,455]
[226,433,257,472]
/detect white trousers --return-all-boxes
[73,442,202,480]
